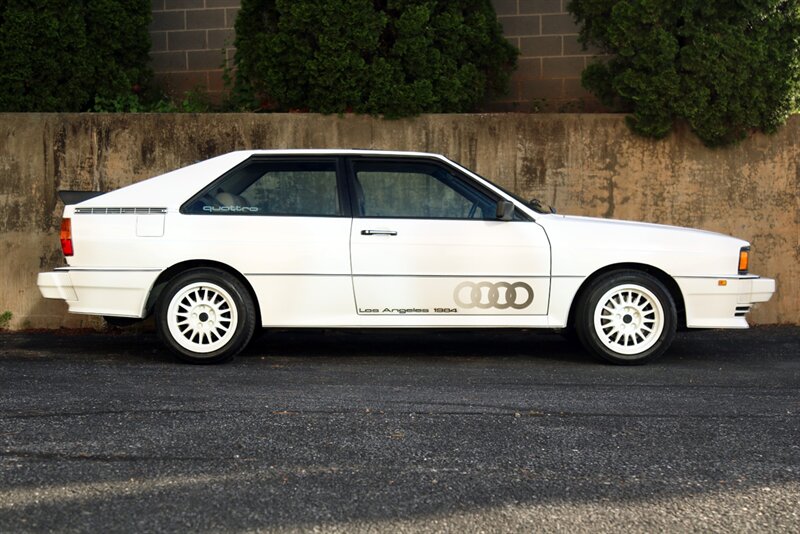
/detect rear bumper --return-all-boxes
[38,271,79,301]
[37,268,161,318]
[676,275,776,329]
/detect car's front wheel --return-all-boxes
[155,268,256,364]
[575,270,677,365]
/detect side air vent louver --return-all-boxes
[74,207,167,215]
[735,305,751,317]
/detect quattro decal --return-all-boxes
[202,206,259,213]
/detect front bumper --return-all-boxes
[37,268,161,318]
[746,277,777,304]
[676,275,776,328]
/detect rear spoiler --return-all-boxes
[57,190,106,205]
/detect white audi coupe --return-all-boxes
[38,150,775,364]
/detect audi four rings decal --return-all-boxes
[454,281,534,310]
[357,280,535,314]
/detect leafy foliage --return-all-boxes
[0,310,11,329]
[233,0,518,116]
[93,87,214,113]
[569,0,800,146]
[0,0,152,112]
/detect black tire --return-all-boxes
[575,270,677,365]
[155,268,256,364]
[558,325,579,345]
[103,316,142,328]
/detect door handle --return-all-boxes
[361,229,397,236]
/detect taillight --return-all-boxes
[738,246,749,275]
[60,218,73,256]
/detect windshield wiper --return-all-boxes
[528,198,556,214]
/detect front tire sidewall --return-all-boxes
[156,269,255,364]
[577,271,677,365]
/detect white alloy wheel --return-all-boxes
[593,284,664,356]
[166,282,239,355]
[575,270,677,365]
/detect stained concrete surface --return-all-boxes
[0,113,797,329]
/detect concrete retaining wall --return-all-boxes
[1,113,796,328]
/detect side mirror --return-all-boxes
[496,200,515,221]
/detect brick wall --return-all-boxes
[149,0,239,101]
[493,0,601,110]
[149,0,597,108]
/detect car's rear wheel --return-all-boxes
[155,268,256,364]
[575,270,676,365]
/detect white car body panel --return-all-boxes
[675,276,776,328]
[77,152,253,209]
[541,215,747,277]
[38,269,160,318]
[166,214,355,326]
[37,149,775,334]
[351,218,551,323]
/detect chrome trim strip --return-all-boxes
[74,207,167,215]
[245,273,350,277]
[674,275,762,280]
[54,267,163,272]
[353,274,551,278]
[245,273,552,278]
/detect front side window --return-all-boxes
[185,159,341,216]
[352,160,497,220]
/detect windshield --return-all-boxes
[446,158,551,214]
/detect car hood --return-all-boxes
[553,214,745,243]
[538,214,749,277]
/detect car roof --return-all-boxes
[73,150,453,210]
[230,149,447,157]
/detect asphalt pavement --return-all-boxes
[0,326,798,533]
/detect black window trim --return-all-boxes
[344,155,533,222]
[180,155,352,218]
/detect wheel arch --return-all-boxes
[144,260,261,326]
[566,263,686,330]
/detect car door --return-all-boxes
[347,157,551,326]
